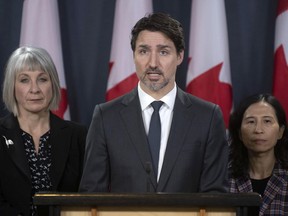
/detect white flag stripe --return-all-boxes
[274,10,288,63]
[20,0,66,88]
[20,0,70,119]
[187,0,231,83]
[107,0,152,91]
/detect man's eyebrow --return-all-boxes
[137,44,150,48]
[136,44,172,50]
[156,45,171,49]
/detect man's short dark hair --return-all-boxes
[130,12,185,54]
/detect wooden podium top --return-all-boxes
[34,192,261,208]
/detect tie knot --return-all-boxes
[151,101,163,112]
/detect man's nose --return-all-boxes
[149,52,158,68]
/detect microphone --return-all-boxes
[145,162,152,192]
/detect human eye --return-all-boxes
[160,49,169,56]
[244,118,255,125]
[38,77,48,82]
[38,74,50,82]
[138,48,147,55]
[263,118,273,124]
[20,78,29,83]
[17,75,29,83]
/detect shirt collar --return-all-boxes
[138,82,177,111]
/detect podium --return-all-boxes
[34,192,261,216]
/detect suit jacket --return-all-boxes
[229,162,288,216]
[79,87,228,193]
[0,113,87,216]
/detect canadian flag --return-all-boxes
[186,0,233,127]
[20,0,70,119]
[273,0,288,118]
[106,0,153,101]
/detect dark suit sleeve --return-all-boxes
[79,105,110,192]
[199,105,228,192]
[0,140,26,216]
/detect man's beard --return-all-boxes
[140,67,169,92]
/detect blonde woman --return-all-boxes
[0,46,87,216]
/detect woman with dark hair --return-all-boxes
[228,93,288,215]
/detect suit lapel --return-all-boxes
[261,166,285,213]
[157,89,194,191]
[120,89,157,189]
[1,114,31,180]
[235,175,253,193]
[49,114,70,190]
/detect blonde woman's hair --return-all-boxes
[2,46,61,116]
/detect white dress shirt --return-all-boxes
[138,83,176,181]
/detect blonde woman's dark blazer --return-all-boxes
[0,113,87,216]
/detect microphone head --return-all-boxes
[145,162,152,174]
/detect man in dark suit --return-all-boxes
[79,12,228,193]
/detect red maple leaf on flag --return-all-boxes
[106,61,138,101]
[186,0,233,128]
[273,0,288,120]
[187,62,232,127]
[273,45,288,117]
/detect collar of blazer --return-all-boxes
[0,114,31,180]
[0,113,71,189]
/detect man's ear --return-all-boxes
[177,50,184,65]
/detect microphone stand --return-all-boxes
[145,162,152,192]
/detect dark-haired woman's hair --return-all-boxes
[228,93,288,177]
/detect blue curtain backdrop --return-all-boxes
[0,0,278,127]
